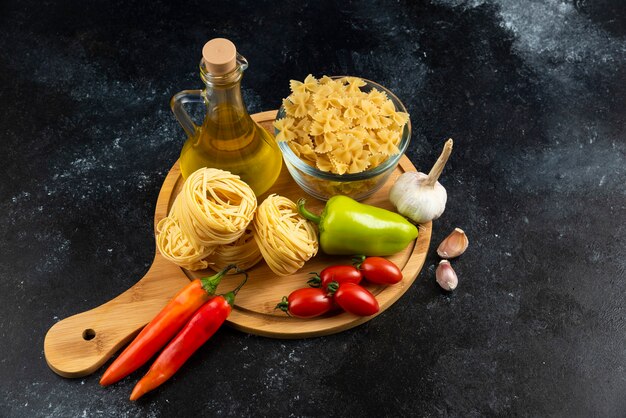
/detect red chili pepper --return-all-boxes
[129,276,247,401]
[99,265,243,387]
[353,255,403,285]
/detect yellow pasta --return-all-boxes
[316,153,334,172]
[376,114,393,128]
[332,134,362,165]
[156,216,213,271]
[343,98,364,120]
[294,118,312,139]
[348,149,371,173]
[285,92,314,118]
[275,75,409,175]
[171,168,257,248]
[345,76,367,93]
[331,157,349,175]
[290,142,317,162]
[274,117,297,142]
[367,89,388,106]
[380,99,396,116]
[205,225,263,272]
[368,152,388,167]
[253,194,318,276]
[290,74,319,94]
[155,168,257,271]
[313,134,334,154]
[391,110,410,126]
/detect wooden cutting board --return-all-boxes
[44,110,432,378]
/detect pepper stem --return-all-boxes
[222,269,248,306]
[424,138,453,187]
[297,198,321,224]
[200,264,239,295]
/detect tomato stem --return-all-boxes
[326,281,339,296]
[275,296,291,316]
[352,255,366,270]
[307,273,322,288]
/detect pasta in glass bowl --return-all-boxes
[274,76,411,201]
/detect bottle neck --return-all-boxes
[205,80,248,118]
[200,56,253,129]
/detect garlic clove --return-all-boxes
[436,260,458,291]
[437,228,468,259]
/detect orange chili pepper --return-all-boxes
[129,275,247,400]
[99,265,244,386]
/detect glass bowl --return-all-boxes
[276,77,411,201]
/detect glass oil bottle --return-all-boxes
[170,38,282,196]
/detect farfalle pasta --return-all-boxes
[274,75,409,175]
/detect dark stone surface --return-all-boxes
[1,0,624,416]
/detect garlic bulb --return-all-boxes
[437,228,468,259]
[436,260,458,291]
[389,139,453,223]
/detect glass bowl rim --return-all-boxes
[276,76,411,182]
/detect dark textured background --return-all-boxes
[1,0,625,416]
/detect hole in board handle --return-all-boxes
[82,329,96,341]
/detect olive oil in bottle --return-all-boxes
[171,38,281,196]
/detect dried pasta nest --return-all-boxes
[156,215,213,271]
[156,168,260,271]
[156,169,318,274]
[274,75,409,175]
[171,168,257,248]
[253,194,319,276]
[205,226,263,272]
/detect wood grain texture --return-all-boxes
[43,254,189,378]
[43,110,431,378]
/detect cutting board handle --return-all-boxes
[44,254,189,378]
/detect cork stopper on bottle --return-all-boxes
[202,38,237,75]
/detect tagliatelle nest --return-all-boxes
[274,75,409,175]
[253,194,318,276]
[156,168,262,272]
[170,168,257,248]
[204,226,263,272]
[156,215,213,271]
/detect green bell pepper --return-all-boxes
[297,196,418,256]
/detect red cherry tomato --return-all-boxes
[309,265,362,290]
[276,288,333,318]
[356,256,403,285]
[333,283,379,316]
